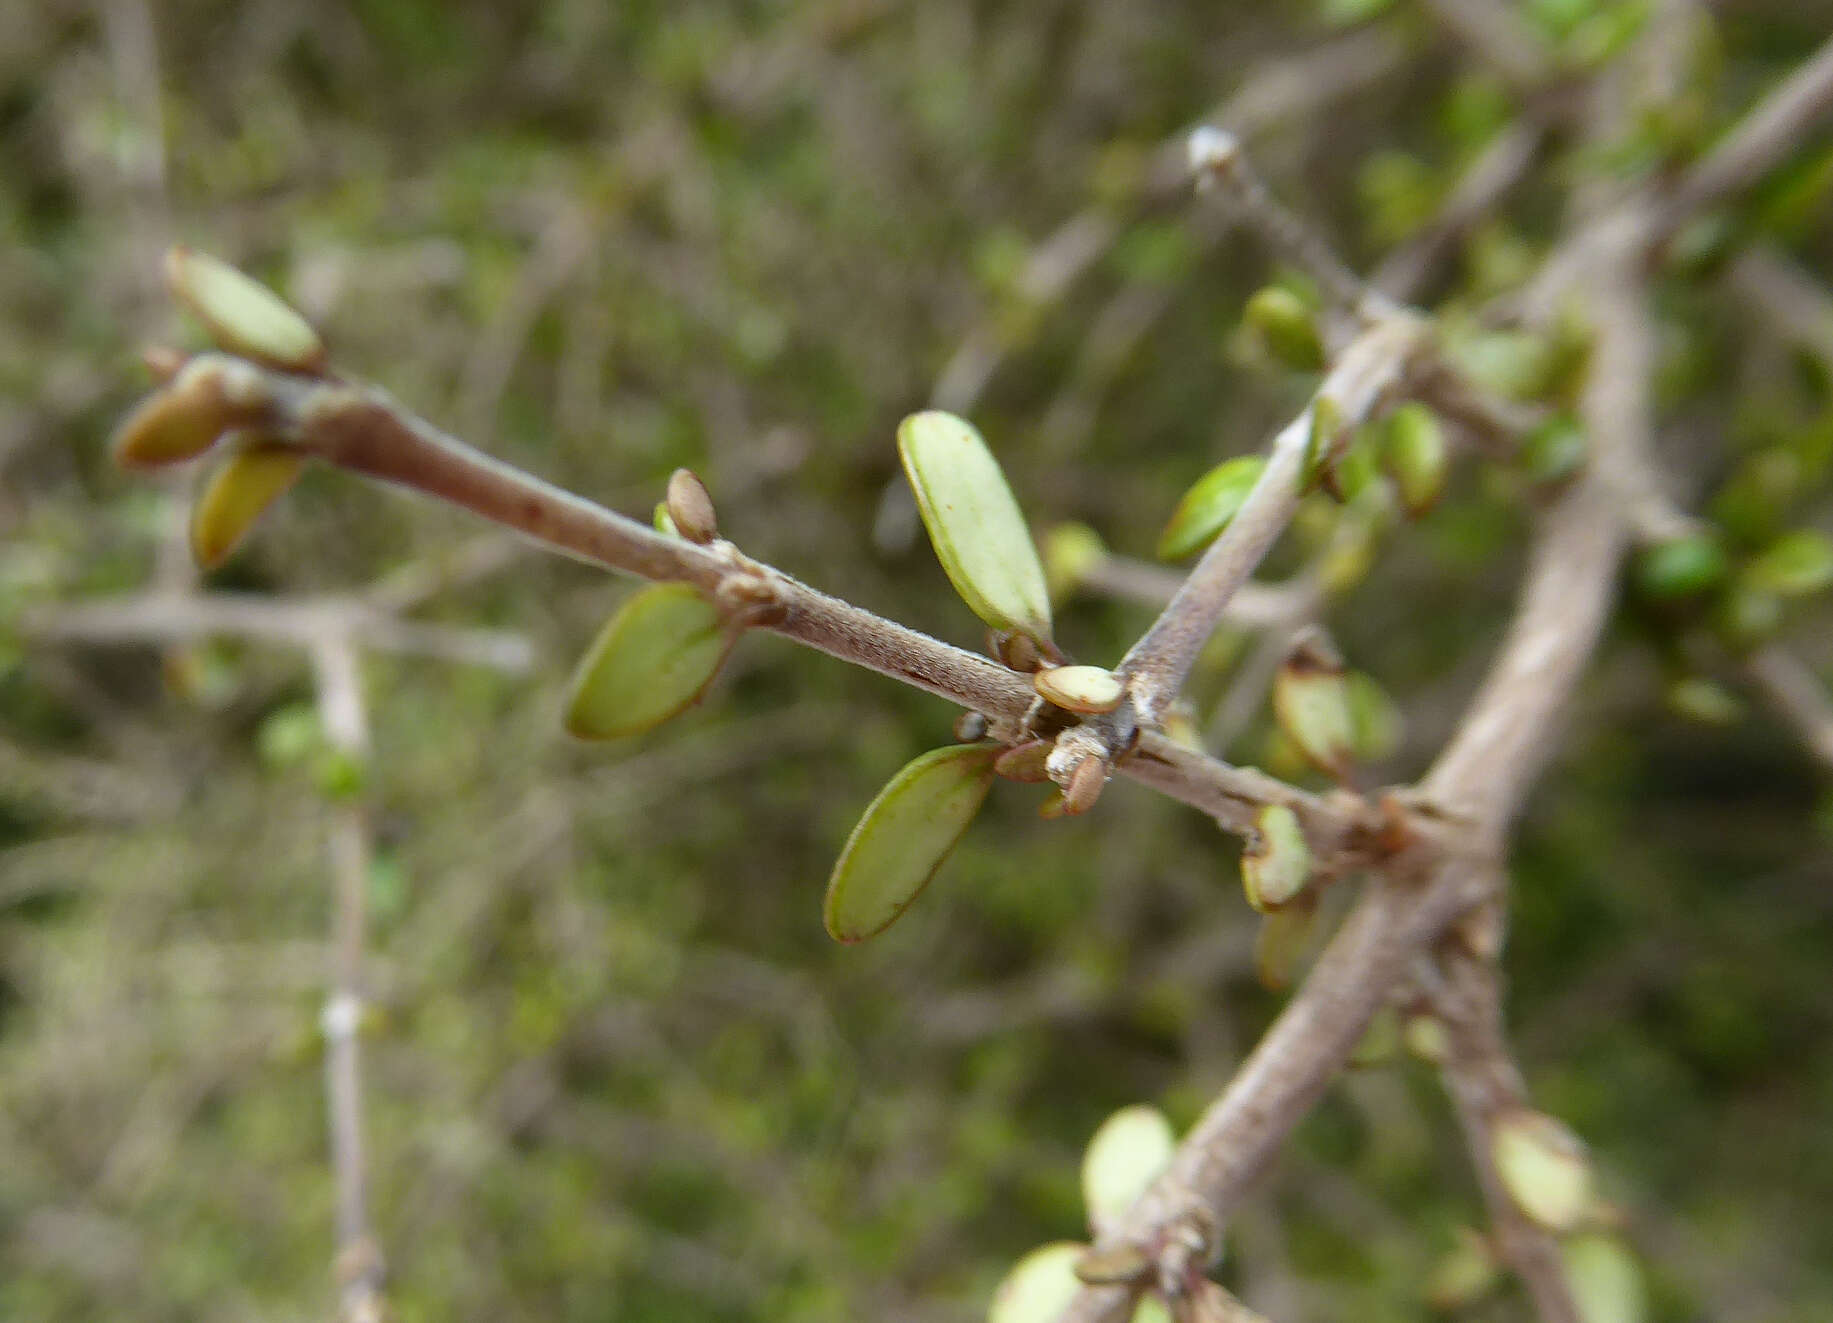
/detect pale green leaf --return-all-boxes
[898,411,1053,645]
[1241,803,1311,912]
[190,444,305,569]
[1563,1234,1647,1323]
[563,583,731,740]
[989,1244,1083,1323]
[1157,456,1265,560]
[165,247,326,373]
[1746,529,1833,597]
[1081,1104,1176,1229]
[824,743,997,943]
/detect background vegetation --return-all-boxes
[3,1,1831,1320]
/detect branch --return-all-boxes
[1373,120,1549,301]
[115,356,1373,852]
[1657,33,1833,235]
[1419,948,1581,1323]
[29,592,534,673]
[1184,128,1375,320]
[311,634,386,1323]
[1419,0,1558,95]
[1119,314,1431,726]
[1746,645,1833,771]
[1423,254,1645,826]
[930,30,1404,412]
[1058,841,1496,1323]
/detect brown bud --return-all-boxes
[1061,755,1108,816]
[991,628,1043,674]
[666,468,719,544]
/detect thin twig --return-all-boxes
[930,30,1405,413]
[29,592,535,673]
[1657,33,1833,235]
[1119,314,1431,726]
[311,634,386,1323]
[1419,0,1558,95]
[1419,950,1581,1323]
[1746,646,1833,771]
[124,358,1373,851]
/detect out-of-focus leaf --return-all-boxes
[1157,456,1265,560]
[111,359,267,469]
[1241,803,1311,912]
[1273,635,1356,780]
[1245,285,1324,372]
[1563,1233,1647,1323]
[1043,522,1107,601]
[1520,416,1590,488]
[1491,1109,1592,1232]
[1746,529,1833,597]
[190,444,306,569]
[165,247,326,373]
[823,743,997,943]
[563,583,731,740]
[1382,403,1448,516]
[1254,896,1318,991]
[989,1244,1083,1323]
[1081,1104,1176,1230]
[1634,534,1728,601]
[1425,1227,1499,1310]
[1347,671,1404,762]
[898,411,1054,647]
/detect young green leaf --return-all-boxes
[1491,1108,1592,1232]
[897,411,1054,647]
[1081,1104,1176,1230]
[165,247,327,373]
[989,1244,1084,1323]
[823,743,997,944]
[1381,402,1448,516]
[563,584,732,740]
[1241,803,1311,912]
[1634,533,1727,601]
[1272,633,1356,780]
[1157,456,1265,560]
[1253,896,1317,991]
[190,444,306,569]
[1746,529,1833,597]
[1244,285,1325,372]
[1563,1233,1647,1323]
[111,359,268,470]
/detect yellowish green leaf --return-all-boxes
[898,411,1053,646]
[824,743,997,943]
[190,445,305,569]
[165,247,326,373]
[989,1244,1083,1323]
[1081,1104,1176,1230]
[1491,1109,1592,1232]
[1563,1233,1647,1323]
[1157,456,1265,560]
[563,584,731,740]
[1241,803,1311,912]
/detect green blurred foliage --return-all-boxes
[2,2,1831,1322]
